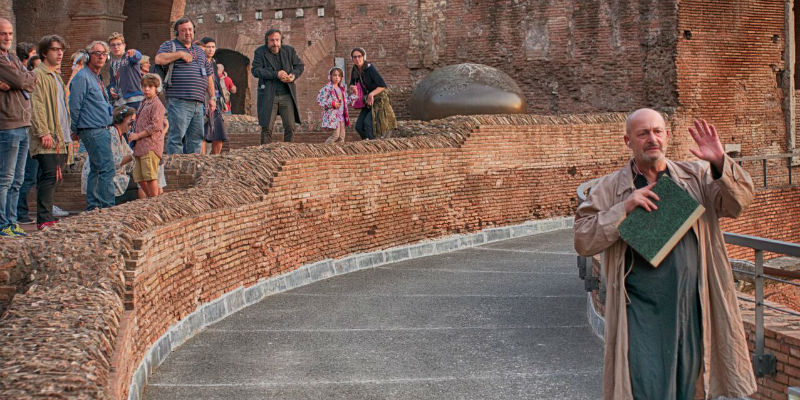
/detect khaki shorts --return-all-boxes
[133,151,160,182]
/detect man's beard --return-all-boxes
[638,147,666,163]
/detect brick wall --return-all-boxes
[674,0,788,157]
[1,115,798,399]
[333,0,679,119]
[723,186,800,261]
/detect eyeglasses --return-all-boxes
[109,42,124,47]
[49,47,64,53]
[352,55,363,59]
[90,51,108,57]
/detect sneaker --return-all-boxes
[17,215,34,224]
[52,205,69,217]
[11,224,27,237]
[37,220,57,230]
[0,225,17,237]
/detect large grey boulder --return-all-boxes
[409,63,527,121]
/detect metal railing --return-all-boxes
[725,232,800,377]
[576,177,800,378]
[732,150,800,189]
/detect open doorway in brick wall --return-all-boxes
[215,49,250,115]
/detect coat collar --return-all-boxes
[613,157,694,196]
[263,46,287,71]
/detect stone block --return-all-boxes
[485,228,511,242]
[225,287,246,314]
[266,275,289,295]
[307,260,334,282]
[170,310,204,349]
[408,242,435,258]
[458,233,486,248]
[384,247,410,263]
[127,382,139,400]
[152,333,172,367]
[333,256,360,275]
[510,224,539,238]
[202,297,228,326]
[131,365,145,397]
[434,237,461,253]
[357,252,386,269]
[244,283,266,305]
[283,268,311,290]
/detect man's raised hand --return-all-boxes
[688,119,725,171]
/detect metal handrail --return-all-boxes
[724,232,800,257]
[731,151,798,188]
[724,231,800,378]
[732,149,800,162]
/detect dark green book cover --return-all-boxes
[617,175,705,267]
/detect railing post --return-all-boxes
[753,249,777,377]
[755,249,765,356]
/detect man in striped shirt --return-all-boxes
[155,16,216,154]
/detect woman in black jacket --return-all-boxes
[349,47,396,140]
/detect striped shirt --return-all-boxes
[156,40,213,102]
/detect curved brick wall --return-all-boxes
[0,114,797,399]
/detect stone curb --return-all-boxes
[128,216,574,400]
[586,292,605,341]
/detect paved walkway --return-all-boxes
[144,229,603,399]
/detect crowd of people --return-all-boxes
[0,17,239,237]
[0,16,398,238]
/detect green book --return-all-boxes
[617,175,705,267]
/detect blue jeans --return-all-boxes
[17,154,38,221]
[0,127,29,228]
[166,98,204,154]
[79,127,115,209]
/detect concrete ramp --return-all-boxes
[144,229,603,399]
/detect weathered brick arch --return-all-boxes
[5,0,184,69]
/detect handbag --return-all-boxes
[351,81,368,109]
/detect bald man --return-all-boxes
[574,109,757,399]
[0,17,36,237]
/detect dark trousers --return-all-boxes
[261,94,296,144]
[17,154,38,221]
[355,108,375,140]
[33,154,62,224]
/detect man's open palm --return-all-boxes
[688,119,724,170]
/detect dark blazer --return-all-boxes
[251,44,304,126]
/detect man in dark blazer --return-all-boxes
[252,29,304,143]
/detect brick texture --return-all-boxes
[674,0,788,157]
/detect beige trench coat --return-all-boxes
[574,155,757,400]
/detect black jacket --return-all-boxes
[251,44,304,126]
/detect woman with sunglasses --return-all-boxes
[348,47,396,140]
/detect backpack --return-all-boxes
[219,75,231,106]
[153,40,177,88]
